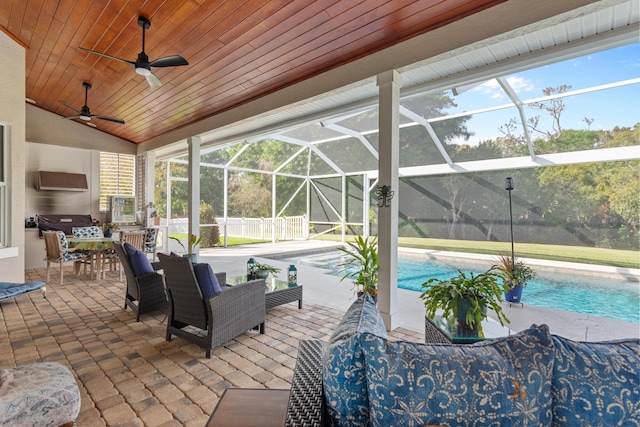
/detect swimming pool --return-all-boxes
[279,251,640,324]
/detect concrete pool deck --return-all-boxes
[200,240,640,342]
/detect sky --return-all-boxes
[448,42,640,145]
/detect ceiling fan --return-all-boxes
[80,16,188,88]
[60,82,125,125]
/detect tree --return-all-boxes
[527,85,571,138]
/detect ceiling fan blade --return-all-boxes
[93,115,125,124]
[146,73,162,88]
[65,115,81,120]
[60,101,81,114]
[80,47,135,67]
[149,55,188,68]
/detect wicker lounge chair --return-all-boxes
[158,253,266,358]
[114,243,167,321]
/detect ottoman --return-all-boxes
[0,362,80,426]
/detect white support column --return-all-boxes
[341,175,346,242]
[187,136,201,256]
[144,151,155,228]
[223,167,228,247]
[377,70,401,331]
[363,172,370,238]
[166,162,172,249]
[272,174,277,243]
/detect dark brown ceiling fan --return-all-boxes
[60,82,125,125]
[80,16,189,88]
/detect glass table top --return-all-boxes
[227,275,300,293]
[427,313,513,343]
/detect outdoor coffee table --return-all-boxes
[425,314,513,344]
[227,275,302,310]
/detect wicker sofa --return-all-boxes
[286,295,639,427]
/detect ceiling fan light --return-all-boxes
[135,66,151,76]
[79,115,91,121]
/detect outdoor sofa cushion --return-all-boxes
[124,242,154,277]
[361,324,555,427]
[0,362,81,426]
[551,335,640,426]
[192,262,223,298]
[323,294,388,427]
[0,282,45,301]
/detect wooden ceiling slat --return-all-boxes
[18,0,44,46]
[4,0,505,144]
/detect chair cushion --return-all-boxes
[0,362,81,426]
[192,263,222,298]
[125,242,155,277]
[551,335,640,425]
[0,282,45,300]
[144,228,158,253]
[361,324,555,427]
[72,226,102,238]
[323,294,387,427]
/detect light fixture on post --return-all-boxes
[504,177,515,273]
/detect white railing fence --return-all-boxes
[164,215,308,245]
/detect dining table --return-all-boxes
[67,237,118,280]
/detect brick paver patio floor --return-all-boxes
[1,267,421,426]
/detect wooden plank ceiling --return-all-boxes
[1,0,504,144]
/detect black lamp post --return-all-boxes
[505,177,515,272]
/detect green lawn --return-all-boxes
[171,233,639,269]
[314,235,639,269]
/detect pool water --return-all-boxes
[280,251,640,324]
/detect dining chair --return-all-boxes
[43,231,91,284]
[71,226,103,276]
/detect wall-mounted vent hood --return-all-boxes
[37,171,88,191]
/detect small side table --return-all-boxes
[206,388,290,427]
[425,314,513,344]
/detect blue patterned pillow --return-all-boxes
[551,335,640,426]
[323,294,387,427]
[361,324,555,427]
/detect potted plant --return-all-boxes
[337,235,379,299]
[252,262,281,280]
[494,255,537,303]
[169,234,203,262]
[102,222,118,238]
[420,267,510,336]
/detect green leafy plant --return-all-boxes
[420,268,510,333]
[170,234,203,254]
[337,235,379,297]
[102,222,119,232]
[493,255,537,288]
[254,263,280,274]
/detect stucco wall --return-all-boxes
[0,30,26,282]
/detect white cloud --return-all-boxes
[472,76,535,101]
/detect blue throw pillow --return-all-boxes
[361,324,555,427]
[323,294,387,427]
[551,335,640,426]
[124,242,154,277]
[192,263,222,298]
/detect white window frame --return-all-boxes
[99,152,136,212]
[0,122,7,249]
